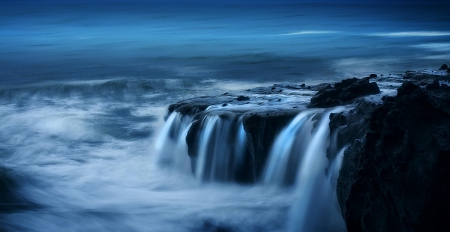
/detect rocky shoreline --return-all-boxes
[166,65,450,231]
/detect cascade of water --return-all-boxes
[154,112,193,173]
[194,114,248,182]
[287,107,347,232]
[262,109,321,186]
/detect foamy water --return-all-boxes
[0,2,449,231]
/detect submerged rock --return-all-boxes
[309,77,380,108]
[236,95,250,101]
[336,81,450,231]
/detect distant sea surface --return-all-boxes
[0,3,449,232]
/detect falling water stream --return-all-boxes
[2,3,448,231]
[155,105,349,231]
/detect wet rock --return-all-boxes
[337,81,450,232]
[236,96,250,101]
[168,96,235,116]
[309,77,380,108]
[184,109,299,183]
[447,68,450,73]
[369,74,377,78]
[330,101,378,150]
[242,110,299,180]
[438,64,448,70]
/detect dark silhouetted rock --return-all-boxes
[236,96,250,101]
[184,109,299,183]
[310,78,380,108]
[439,64,448,70]
[369,74,377,78]
[337,81,450,232]
[242,110,299,181]
[447,68,450,73]
[168,96,235,116]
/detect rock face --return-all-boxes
[183,109,301,182]
[241,110,299,180]
[166,71,450,231]
[336,81,450,231]
[168,91,304,182]
[310,77,380,108]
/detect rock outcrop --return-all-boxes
[438,63,448,70]
[166,70,450,231]
[168,90,305,182]
[310,77,380,108]
[335,79,450,231]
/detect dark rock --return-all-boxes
[447,68,450,73]
[185,109,299,183]
[337,81,450,231]
[425,79,440,90]
[309,77,380,108]
[329,112,348,131]
[330,101,378,149]
[369,74,377,78]
[438,64,448,70]
[168,96,235,116]
[242,110,299,180]
[236,95,250,101]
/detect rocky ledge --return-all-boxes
[167,74,382,182]
[166,64,450,231]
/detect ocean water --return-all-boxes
[0,3,449,232]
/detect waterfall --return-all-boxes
[155,111,248,182]
[286,107,347,232]
[154,112,193,173]
[194,114,248,182]
[156,107,348,231]
[262,109,321,186]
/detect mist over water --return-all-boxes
[0,2,449,231]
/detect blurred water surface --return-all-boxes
[0,3,449,232]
